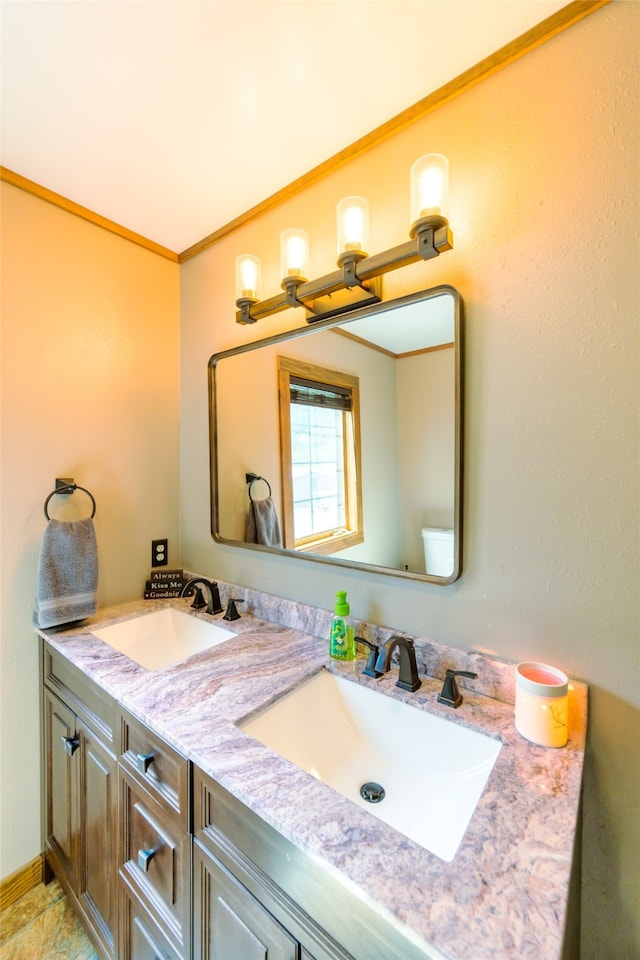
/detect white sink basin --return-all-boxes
[91,607,234,671]
[241,669,501,861]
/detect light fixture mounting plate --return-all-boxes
[305,276,382,324]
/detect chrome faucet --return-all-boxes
[374,636,422,692]
[180,578,223,615]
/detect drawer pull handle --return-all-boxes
[137,847,157,872]
[136,752,154,774]
[61,735,79,757]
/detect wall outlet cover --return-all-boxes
[151,538,168,567]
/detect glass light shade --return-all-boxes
[410,154,449,223]
[337,196,370,256]
[235,254,261,300]
[280,228,309,279]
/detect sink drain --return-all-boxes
[360,781,385,803]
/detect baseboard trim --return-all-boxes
[0,855,45,911]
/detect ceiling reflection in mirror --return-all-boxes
[209,285,463,583]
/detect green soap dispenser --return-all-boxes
[329,591,355,661]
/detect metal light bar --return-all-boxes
[236,216,453,325]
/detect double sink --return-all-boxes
[92,606,501,862]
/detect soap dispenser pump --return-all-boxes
[329,591,355,661]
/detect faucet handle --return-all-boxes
[186,585,207,610]
[438,669,478,709]
[223,598,244,621]
[209,581,223,615]
[355,637,383,678]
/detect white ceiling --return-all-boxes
[346,292,455,353]
[1,0,569,254]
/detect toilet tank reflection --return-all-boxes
[422,527,454,577]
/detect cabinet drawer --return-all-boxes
[120,709,189,828]
[43,641,119,753]
[119,881,183,960]
[119,767,190,958]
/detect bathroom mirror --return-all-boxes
[209,285,463,583]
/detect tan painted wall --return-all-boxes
[397,346,455,571]
[179,4,639,956]
[0,185,180,878]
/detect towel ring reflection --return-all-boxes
[44,483,97,520]
[245,473,272,502]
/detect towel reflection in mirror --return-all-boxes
[246,493,282,548]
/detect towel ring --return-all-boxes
[246,473,272,502]
[44,483,97,520]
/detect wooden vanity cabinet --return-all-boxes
[42,643,119,959]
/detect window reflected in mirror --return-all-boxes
[278,357,363,554]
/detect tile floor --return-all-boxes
[0,880,98,960]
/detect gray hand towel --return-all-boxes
[246,497,282,548]
[34,517,98,628]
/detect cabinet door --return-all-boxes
[43,687,78,884]
[77,718,118,958]
[193,840,297,960]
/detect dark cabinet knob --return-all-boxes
[61,735,79,757]
[137,847,156,872]
[136,752,154,774]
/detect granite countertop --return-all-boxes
[38,596,587,960]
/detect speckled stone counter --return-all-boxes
[38,585,587,960]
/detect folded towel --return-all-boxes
[246,497,282,548]
[34,517,98,628]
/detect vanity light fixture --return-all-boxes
[336,195,370,258]
[235,253,262,302]
[280,228,309,309]
[235,153,453,325]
